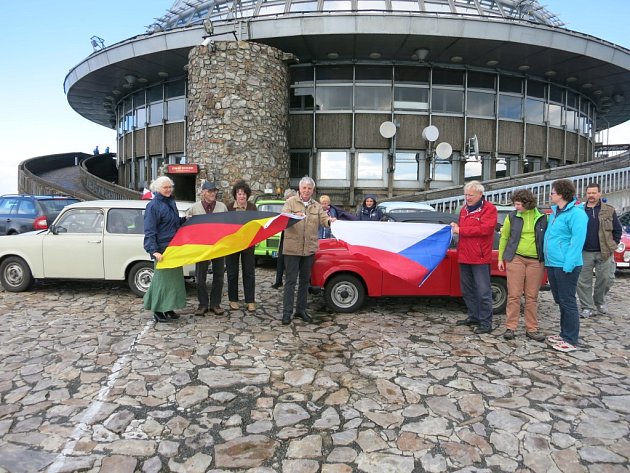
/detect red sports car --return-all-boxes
[311,211,518,314]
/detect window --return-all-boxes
[319,151,348,180]
[467,91,495,117]
[499,77,522,94]
[547,103,563,127]
[166,98,186,121]
[433,161,452,181]
[316,86,352,111]
[56,209,103,234]
[394,152,419,180]
[355,86,392,111]
[290,85,315,110]
[107,209,140,234]
[149,102,163,125]
[290,151,311,180]
[394,66,429,84]
[525,98,544,123]
[394,86,429,110]
[17,199,36,215]
[498,94,522,120]
[432,89,463,113]
[357,152,384,180]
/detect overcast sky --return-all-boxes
[0,0,628,194]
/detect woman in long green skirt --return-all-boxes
[143,176,187,323]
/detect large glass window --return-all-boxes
[166,98,186,121]
[525,98,544,123]
[355,86,391,111]
[467,72,495,90]
[290,151,311,180]
[547,103,563,127]
[317,66,352,82]
[316,86,352,111]
[467,91,495,117]
[498,94,522,120]
[394,152,419,180]
[290,85,315,110]
[149,102,164,125]
[432,89,463,113]
[394,66,429,84]
[319,151,348,180]
[432,69,464,86]
[166,80,185,99]
[394,87,429,110]
[499,77,522,94]
[135,107,146,127]
[357,152,384,179]
[433,161,452,181]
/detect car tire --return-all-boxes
[128,261,154,297]
[324,274,366,313]
[491,276,508,314]
[0,256,34,292]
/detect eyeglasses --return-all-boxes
[550,191,557,195]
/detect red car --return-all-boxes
[614,232,630,270]
[311,211,513,314]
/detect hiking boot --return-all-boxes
[526,331,545,342]
[194,305,208,316]
[503,329,515,340]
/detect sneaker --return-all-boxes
[526,331,545,342]
[474,325,493,334]
[552,341,577,353]
[271,283,283,289]
[194,305,208,316]
[229,301,240,311]
[547,335,563,344]
[597,304,609,315]
[246,303,256,312]
[580,309,593,318]
[503,329,515,340]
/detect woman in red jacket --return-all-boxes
[451,181,498,334]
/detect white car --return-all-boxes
[377,201,436,213]
[0,200,195,296]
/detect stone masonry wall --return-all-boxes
[187,41,290,202]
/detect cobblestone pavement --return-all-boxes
[1,266,628,473]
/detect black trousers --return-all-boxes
[195,257,224,308]
[226,247,255,303]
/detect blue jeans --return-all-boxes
[546,266,581,346]
[459,263,493,329]
[282,254,314,318]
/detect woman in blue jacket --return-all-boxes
[544,179,588,352]
[143,176,187,323]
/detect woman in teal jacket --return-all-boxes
[543,179,588,352]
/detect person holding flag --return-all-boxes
[226,180,258,312]
[187,181,228,316]
[451,181,498,334]
[281,176,335,325]
[143,176,187,323]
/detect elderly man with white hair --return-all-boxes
[281,177,335,325]
[451,180,498,334]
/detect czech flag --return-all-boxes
[141,188,153,200]
[330,220,452,286]
[157,211,302,269]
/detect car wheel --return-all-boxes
[0,256,33,292]
[128,261,154,297]
[324,274,366,313]
[491,277,508,314]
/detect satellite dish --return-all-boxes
[379,121,397,139]
[435,142,453,160]
[422,125,439,142]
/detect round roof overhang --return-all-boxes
[65,13,630,130]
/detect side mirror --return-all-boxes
[50,225,67,234]
[49,224,58,234]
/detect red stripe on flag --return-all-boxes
[168,223,242,246]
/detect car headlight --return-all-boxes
[616,241,626,253]
[624,251,630,263]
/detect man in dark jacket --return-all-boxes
[451,181,498,334]
[577,183,622,317]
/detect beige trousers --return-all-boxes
[505,255,545,332]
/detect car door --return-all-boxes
[42,208,105,279]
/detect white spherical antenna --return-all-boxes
[435,142,453,160]
[422,125,439,142]
[379,121,397,139]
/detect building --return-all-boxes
[64,0,630,204]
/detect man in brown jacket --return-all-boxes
[281,176,335,325]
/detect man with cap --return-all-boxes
[187,181,228,315]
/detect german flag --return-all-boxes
[157,211,302,269]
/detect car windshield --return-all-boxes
[257,203,283,213]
